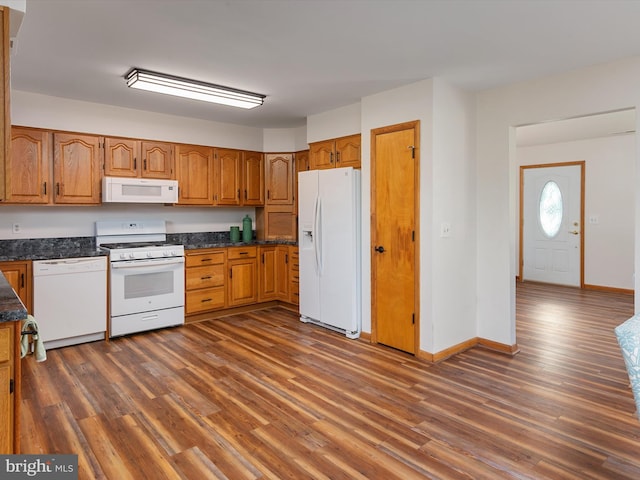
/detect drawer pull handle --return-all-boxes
[239,252,249,255]
[201,275,212,280]
[202,298,212,303]
[201,258,213,262]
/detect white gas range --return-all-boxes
[96,220,185,337]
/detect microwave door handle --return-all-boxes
[110,258,185,269]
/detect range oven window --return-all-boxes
[124,271,174,299]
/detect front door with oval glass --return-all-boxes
[522,164,583,286]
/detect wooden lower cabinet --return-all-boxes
[185,249,226,315]
[0,261,31,312]
[258,246,277,302]
[228,246,258,307]
[0,321,20,454]
[275,246,290,300]
[185,245,298,318]
[289,247,299,305]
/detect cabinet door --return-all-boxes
[215,148,242,206]
[0,261,31,312]
[275,246,290,300]
[265,153,294,205]
[175,144,214,205]
[335,134,361,169]
[293,150,309,215]
[289,247,299,305]
[0,323,14,454]
[243,151,264,206]
[0,7,8,203]
[53,133,102,204]
[258,246,277,301]
[228,258,258,306]
[104,137,140,178]
[6,127,51,204]
[309,140,335,170]
[141,141,174,179]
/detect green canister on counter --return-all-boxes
[242,215,253,243]
[230,226,240,243]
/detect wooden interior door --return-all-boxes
[371,121,419,354]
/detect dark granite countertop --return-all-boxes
[168,232,297,250]
[0,237,106,262]
[0,272,27,323]
[0,232,297,262]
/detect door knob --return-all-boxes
[569,230,580,235]
[374,245,385,253]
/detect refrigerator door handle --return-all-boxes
[314,196,322,275]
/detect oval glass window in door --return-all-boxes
[539,181,563,238]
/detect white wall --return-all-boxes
[517,133,635,290]
[306,102,361,144]
[431,79,477,352]
[263,125,308,152]
[476,56,640,346]
[360,79,434,349]
[12,91,264,150]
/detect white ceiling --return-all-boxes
[9,0,640,129]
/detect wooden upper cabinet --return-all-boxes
[6,127,51,204]
[104,138,173,179]
[242,151,264,206]
[53,133,103,204]
[104,137,139,178]
[265,153,294,205]
[141,141,173,179]
[215,148,241,206]
[309,140,334,170]
[175,144,214,205]
[309,134,361,170]
[295,149,309,173]
[335,134,361,168]
[0,7,8,203]
[0,261,31,313]
[293,150,309,214]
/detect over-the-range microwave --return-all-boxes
[102,176,179,204]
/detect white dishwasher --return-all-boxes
[33,256,107,349]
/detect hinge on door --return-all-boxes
[412,231,415,242]
[9,378,14,394]
[412,313,415,325]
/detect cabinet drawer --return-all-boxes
[185,250,225,267]
[227,246,257,260]
[186,264,225,290]
[186,287,225,314]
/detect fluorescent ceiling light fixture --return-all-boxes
[125,68,265,109]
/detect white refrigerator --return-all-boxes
[298,167,361,338]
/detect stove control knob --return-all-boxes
[129,253,136,259]
[163,251,170,257]
[147,252,153,258]
[120,253,127,260]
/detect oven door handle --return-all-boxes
[110,257,185,269]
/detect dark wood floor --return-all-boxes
[20,282,639,479]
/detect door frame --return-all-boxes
[519,161,585,287]
[370,120,420,353]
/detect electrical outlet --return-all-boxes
[440,222,451,238]
[12,223,20,234]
